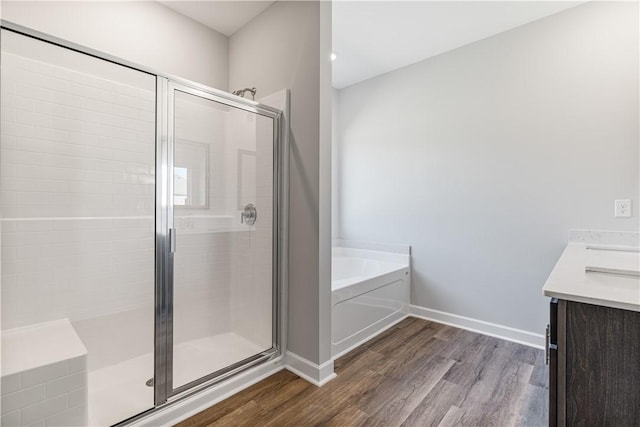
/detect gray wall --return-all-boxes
[230,1,332,365]
[0,1,229,90]
[336,2,639,335]
[332,88,340,240]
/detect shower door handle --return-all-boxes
[169,228,177,253]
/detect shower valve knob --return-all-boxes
[241,203,257,225]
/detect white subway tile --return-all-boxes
[34,74,69,93]
[85,125,115,141]
[5,178,54,194]
[112,148,152,163]
[67,82,98,99]
[1,247,18,263]
[0,134,19,149]
[48,66,80,84]
[17,84,53,103]
[2,66,35,85]
[33,256,61,272]
[15,111,53,128]
[1,385,45,414]
[1,221,18,233]
[17,58,54,76]
[2,121,36,138]
[0,165,17,179]
[15,244,54,260]
[0,409,21,427]
[44,372,84,398]
[2,108,17,122]
[1,53,27,70]
[44,403,86,427]
[20,394,67,425]
[34,101,68,119]
[80,145,113,161]
[98,88,118,104]
[50,117,84,133]
[15,192,54,207]
[109,103,140,120]
[83,74,116,92]
[66,387,86,408]
[1,374,21,396]
[126,118,155,135]
[15,220,55,233]
[51,92,83,109]
[1,257,35,275]
[125,163,150,175]
[34,127,68,143]
[66,106,98,123]
[1,81,18,96]
[98,111,128,128]
[1,148,37,166]
[10,136,48,153]
[20,362,68,390]
[28,419,46,427]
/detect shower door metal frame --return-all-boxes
[156,79,284,404]
[1,19,288,422]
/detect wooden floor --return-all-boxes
[177,318,548,427]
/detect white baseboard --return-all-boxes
[285,352,336,386]
[133,358,285,426]
[409,305,545,349]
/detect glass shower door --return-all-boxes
[167,84,278,391]
[0,29,156,426]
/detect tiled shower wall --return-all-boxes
[0,33,157,370]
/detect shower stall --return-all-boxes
[0,24,286,426]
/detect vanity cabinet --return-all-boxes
[547,298,640,426]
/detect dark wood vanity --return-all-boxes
[547,298,640,426]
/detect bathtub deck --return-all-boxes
[178,317,548,427]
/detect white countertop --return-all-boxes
[543,243,640,312]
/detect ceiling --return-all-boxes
[159,1,583,89]
[160,1,274,36]
[333,1,583,89]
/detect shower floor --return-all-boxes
[88,332,265,426]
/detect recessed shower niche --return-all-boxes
[0,27,285,426]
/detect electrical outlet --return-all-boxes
[614,199,632,218]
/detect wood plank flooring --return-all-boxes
[177,318,548,427]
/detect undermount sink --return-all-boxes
[583,244,640,278]
[585,266,640,277]
[544,233,640,314]
[586,244,640,253]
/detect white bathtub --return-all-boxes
[332,246,410,358]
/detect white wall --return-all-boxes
[229,1,333,366]
[1,1,229,90]
[336,2,639,337]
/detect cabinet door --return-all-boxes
[565,302,640,425]
[548,298,558,427]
